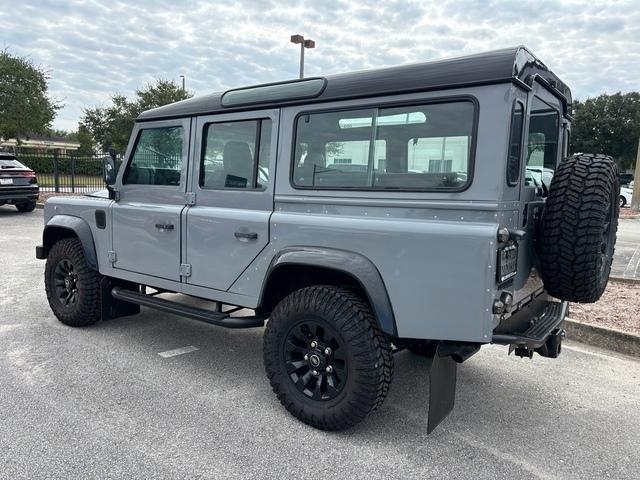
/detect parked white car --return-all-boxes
[620,185,633,207]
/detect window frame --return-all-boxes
[506,99,525,187]
[122,124,187,187]
[198,117,272,191]
[289,95,479,193]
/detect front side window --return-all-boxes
[525,96,560,187]
[292,101,474,190]
[124,126,184,186]
[200,119,272,189]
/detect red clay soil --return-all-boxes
[570,280,640,336]
[620,208,640,217]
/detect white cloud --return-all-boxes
[1,0,639,131]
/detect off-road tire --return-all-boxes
[263,286,393,431]
[540,154,619,303]
[45,238,102,326]
[16,201,36,212]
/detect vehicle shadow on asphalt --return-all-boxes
[86,305,566,444]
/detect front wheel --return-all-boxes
[619,195,627,208]
[44,238,102,326]
[263,286,393,430]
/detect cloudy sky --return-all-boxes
[2,0,639,131]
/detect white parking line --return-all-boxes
[623,246,640,279]
[158,346,199,358]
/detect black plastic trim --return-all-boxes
[260,247,397,336]
[43,215,98,270]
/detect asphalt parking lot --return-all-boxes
[612,215,640,279]
[1,206,639,480]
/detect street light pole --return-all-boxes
[290,34,315,79]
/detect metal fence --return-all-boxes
[16,152,114,193]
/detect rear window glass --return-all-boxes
[0,158,26,169]
[292,101,475,190]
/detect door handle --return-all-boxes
[155,223,175,230]
[234,231,258,240]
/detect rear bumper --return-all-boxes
[492,296,568,348]
[0,186,39,202]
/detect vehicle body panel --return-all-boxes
[38,46,573,345]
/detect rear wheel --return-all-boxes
[263,286,393,430]
[619,195,627,208]
[16,201,36,212]
[45,238,102,326]
[540,154,619,303]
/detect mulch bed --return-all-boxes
[620,208,640,218]
[570,280,640,336]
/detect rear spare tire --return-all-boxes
[540,154,619,303]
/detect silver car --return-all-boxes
[36,47,620,432]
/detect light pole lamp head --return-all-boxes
[303,39,315,49]
[290,34,304,44]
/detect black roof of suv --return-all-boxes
[138,46,572,122]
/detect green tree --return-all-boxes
[570,92,640,170]
[80,79,192,154]
[0,49,60,140]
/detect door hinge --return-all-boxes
[108,250,117,263]
[185,192,196,206]
[180,263,192,277]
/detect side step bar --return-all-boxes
[110,287,265,329]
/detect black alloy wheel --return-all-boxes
[284,319,347,401]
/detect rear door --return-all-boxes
[111,119,190,281]
[518,85,564,282]
[184,109,278,291]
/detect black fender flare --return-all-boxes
[261,247,397,336]
[42,215,98,270]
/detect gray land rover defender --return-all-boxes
[37,47,619,432]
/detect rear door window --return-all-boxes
[525,96,560,187]
[200,119,272,190]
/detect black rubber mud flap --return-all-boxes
[426,343,458,434]
[100,277,140,320]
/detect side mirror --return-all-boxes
[103,157,118,199]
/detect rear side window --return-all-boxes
[124,126,184,186]
[200,119,272,190]
[507,101,524,185]
[292,100,475,190]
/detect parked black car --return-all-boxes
[0,153,39,212]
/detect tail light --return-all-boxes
[24,171,38,184]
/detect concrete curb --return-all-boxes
[36,202,44,209]
[609,277,640,285]
[565,318,640,358]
